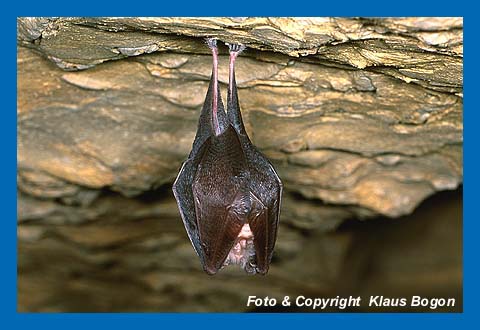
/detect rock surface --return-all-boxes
[17,17,463,312]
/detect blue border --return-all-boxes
[5,314,471,329]
[6,2,473,329]
[11,0,467,17]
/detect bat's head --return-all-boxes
[222,223,259,275]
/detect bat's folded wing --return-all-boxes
[192,190,248,274]
[245,147,283,274]
[191,127,250,274]
[172,143,210,266]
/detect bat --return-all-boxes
[172,39,283,275]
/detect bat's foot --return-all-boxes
[227,42,244,95]
[205,38,218,50]
[226,42,246,55]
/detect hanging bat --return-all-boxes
[172,39,283,275]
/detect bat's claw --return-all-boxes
[205,38,218,50]
[226,42,246,54]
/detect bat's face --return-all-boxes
[172,40,282,275]
[224,223,256,273]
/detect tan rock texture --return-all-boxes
[17,17,462,312]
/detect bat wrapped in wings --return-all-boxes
[172,39,283,275]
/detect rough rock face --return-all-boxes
[17,17,463,312]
